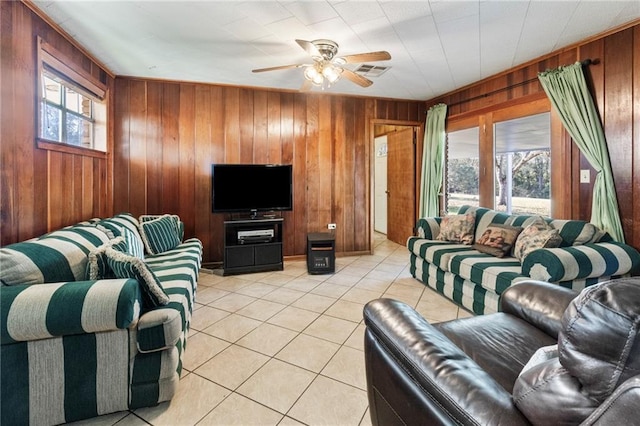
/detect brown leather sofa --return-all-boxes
[363,278,640,425]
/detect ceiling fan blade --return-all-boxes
[296,39,321,57]
[300,79,313,92]
[252,63,306,73]
[341,69,373,87]
[339,51,391,64]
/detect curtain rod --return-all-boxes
[431,59,595,110]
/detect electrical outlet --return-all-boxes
[580,169,590,183]
[328,223,337,230]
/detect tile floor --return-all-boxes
[73,235,472,426]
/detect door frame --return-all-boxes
[369,119,423,253]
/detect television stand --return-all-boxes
[223,218,283,276]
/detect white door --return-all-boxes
[374,136,388,234]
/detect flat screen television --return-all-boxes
[212,164,293,216]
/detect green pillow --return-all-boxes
[86,236,127,280]
[104,247,169,309]
[139,215,181,255]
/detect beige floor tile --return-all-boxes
[340,287,383,305]
[209,293,257,312]
[235,282,279,298]
[457,308,475,319]
[415,296,460,323]
[195,287,231,305]
[275,334,340,373]
[303,315,358,344]
[65,411,130,426]
[190,306,230,331]
[203,314,262,342]
[194,344,269,390]
[324,299,365,323]
[198,393,283,425]
[310,282,350,298]
[288,375,369,426]
[321,346,367,390]
[292,293,336,313]
[278,416,307,426]
[344,324,366,351]
[365,269,399,282]
[384,282,425,300]
[134,374,229,426]
[181,332,230,371]
[360,408,373,426]
[236,323,298,356]
[258,272,297,286]
[353,277,392,293]
[261,287,306,304]
[282,277,321,293]
[212,277,253,292]
[266,306,320,332]
[325,272,363,286]
[237,359,315,414]
[236,299,287,321]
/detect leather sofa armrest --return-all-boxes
[581,376,640,425]
[500,280,577,339]
[364,298,529,426]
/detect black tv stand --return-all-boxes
[223,218,283,276]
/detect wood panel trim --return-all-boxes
[37,139,107,159]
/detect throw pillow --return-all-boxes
[104,247,169,309]
[436,211,476,245]
[472,223,522,258]
[86,236,127,280]
[513,221,563,261]
[139,214,181,255]
[140,214,184,241]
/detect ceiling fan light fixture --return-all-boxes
[322,64,342,83]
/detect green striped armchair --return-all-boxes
[407,205,640,315]
[1,214,202,425]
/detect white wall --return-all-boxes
[374,135,388,234]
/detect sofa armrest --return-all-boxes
[136,304,183,353]
[1,279,140,344]
[581,376,640,425]
[500,280,577,339]
[364,298,529,425]
[415,217,442,239]
[522,242,640,283]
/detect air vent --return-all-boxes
[354,64,390,77]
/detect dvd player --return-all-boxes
[238,229,274,239]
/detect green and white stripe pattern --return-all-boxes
[0,225,112,286]
[408,205,640,315]
[98,213,146,258]
[139,215,182,255]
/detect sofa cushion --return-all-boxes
[436,211,476,244]
[407,238,476,272]
[99,214,145,258]
[140,214,184,242]
[139,215,181,255]
[548,219,605,247]
[86,237,128,280]
[0,225,111,286]
[448,252,525,295]
[472,224,522,258]
[513,220,563,261]
[104,248,169,309]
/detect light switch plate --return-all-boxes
[580,169,590,183]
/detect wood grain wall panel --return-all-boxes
[333,98,347,251]
[128,79,148,216]
[178,84,196,238]
[252,90,267,163]
[426,22,640,249]
[224,88,240,164]
[146,81,163,215]
[1,2,112,245]
[113,79,131,214]
[161,84,180,216]
[292,94,308,255]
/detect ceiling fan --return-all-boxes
[252,39,391,91]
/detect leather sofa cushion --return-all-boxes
[435,313,556,393]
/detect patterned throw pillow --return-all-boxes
[104,247,169,309]
[139,215,181,255]
[436,211,476,245]
[140,214,184,241]
[514,220,563,261]
[86,236,127,280]
[99,214,145,258]
[472,224,522,258]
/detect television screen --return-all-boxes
[212,164,293,214]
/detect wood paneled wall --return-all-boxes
[113,78,425,262]
[426,22,640,250]
[1,1,113,246]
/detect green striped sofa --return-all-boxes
[0,214,202,425]
[408,205,640,315]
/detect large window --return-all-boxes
[445,127,479,213]
[494,113,550,216]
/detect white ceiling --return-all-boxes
[32,1,640,101]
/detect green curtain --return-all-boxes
[538,62,625,242]
[419,103,447,217]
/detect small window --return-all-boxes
[41,72,95,148]
[37,37,107,153]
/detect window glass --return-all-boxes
[446,127,479,213]
[494,112,550,216]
